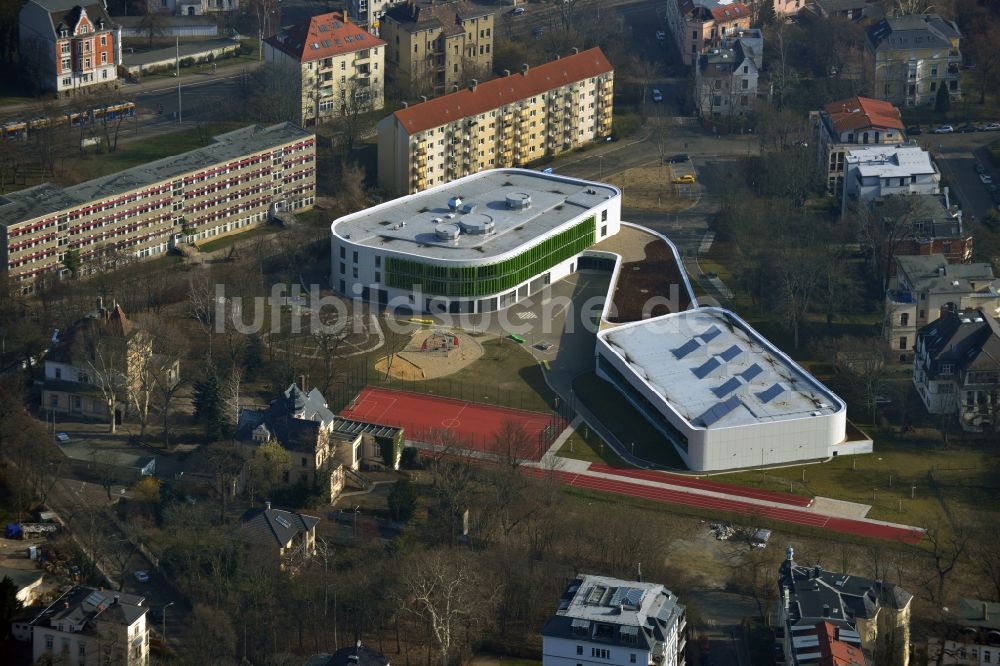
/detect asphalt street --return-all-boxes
[912,129,1000,220]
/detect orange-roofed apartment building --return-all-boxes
[264,12,385,127]
[812,96,905,196]
[664,0,751,67]
[19,0,120,97]
[377,48,614,197]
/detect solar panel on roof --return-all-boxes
[757,383,784,403]
[741,363,763,381]
[699,326,722,343]
[620,625,639,637]
[692,357,721,379]
[672,339,700,359]
[275,515,292,529]
[712,376,742,398]
[697,395,743,427]
[719,344,742,361]
[84,591,105,607]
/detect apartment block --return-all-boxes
[841,144,939,213]
[346,0,404,33]
[381,0,493,97]
[377,48,614,197]
[664,0,751,67]
[0,123,315,291]
[886,255,999,361]
[812,96,905,196]
[866,14,962,107]
[264,12,385,127]
[19,0,120,97]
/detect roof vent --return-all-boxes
[447,196,462,211]
[506,192,532,210]
[459,213,495,235]
[462,202,478,214]
[521,63,530,74]
[420,95,428,103]
[435,224,461,241]
[503,69,511,77]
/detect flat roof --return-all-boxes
[599,309,842,429]
[331,169,619,262]
[0,123,312,227]
[846,144,935,178]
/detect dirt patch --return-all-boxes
[608,239,692,323]
[375,329,484,380]
[605,162,697,211]
[664,525,740,589]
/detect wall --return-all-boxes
[542,636,654,666]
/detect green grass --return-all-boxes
[197,224,280,254]
[557,427,627,467]
[366,337,558,414]
[572,373,687,469]
[715,432,1000,525]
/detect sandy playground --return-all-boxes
[374,329,484,380]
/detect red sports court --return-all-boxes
[340,387,560,462]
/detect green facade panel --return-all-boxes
[385,216,596,298]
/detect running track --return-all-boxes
[341,387,556,462]
[419,451,924,545]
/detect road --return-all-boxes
[912,129,1000,221]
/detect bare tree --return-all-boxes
[137,7,168,50]
[923,520,970,604]
[81,323,127,434]
[964,20,1000,105]
[855,195,922,293]
[400,550,492,666]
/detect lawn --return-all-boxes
[557,426,627,467]
[605,162,699,212]
[715,432,1000,526]
[362,336,559,414]
[571,372,688,469]
[197,224,280,254]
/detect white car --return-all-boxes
[134,570,150,583]
[55,432,70,443]
[981,174,994,185]
[932,125,954,134]
[652,88,663,103]
[656,30,666,40]
[984,122,1000,131]
[510,6,525,15]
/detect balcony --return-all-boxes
[886,289,914,306]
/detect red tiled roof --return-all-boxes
[392,48,614,135]
[817,622,866,666]
[264,11,385,64]
[824,96,904,134]
[709,2,749,21]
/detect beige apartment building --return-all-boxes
[264,11,385,127]
[0,123,315,291]
[377,48,614,197]
[381,0,493,97]
[866,14,962,107]
[664,0,751,67]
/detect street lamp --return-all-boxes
[162,602,175,650]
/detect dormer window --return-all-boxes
[940,364,953,375]
[60,28,68,38]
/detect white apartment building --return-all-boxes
[841,144,939,213]
[264,11,385,127]
[541,574,686,666]
[886,255,1000,361]
[0,123,315,290]
[30,586,149,666]
[927,599,1000,665]
[913,309,1000,432]
[377,48,613,197]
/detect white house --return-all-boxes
[30,586,149,666]
[927,599,1000,665]
[541,574,686,666]
[694,29,762,118]
[841,144,939,213]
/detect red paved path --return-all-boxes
[341,387,556,462]
[587,463,814,507]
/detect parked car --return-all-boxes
[906,125,922,135]
[510,6,525,15]
[983,122,1000,131]
[134,570,150,583]
[651,88,663,102]
[958,124,978,133]
[655,30,666,40]
[932,125,955,134]
[669,153,690,163]
[55,432,70,443]
[981,174,994,185]
[672,174,696,184]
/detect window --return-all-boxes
[898,336,907,351]
[985,650,991,663]
[101,52,107,64]
[576,646,583,655]
[352,251,358,262]
[630,655,636,664]
[352,267,358,278]
[742,79,748,89]
[591,648,610,659]
[340,246,345,259]
[601,209,608,222]
[742,65,748,73]
[940,364,953,375]
[100,35,106,46]
[900,313,909,326]
[45,635,53,650]
[930,81,937,92]
[61,42,70,54]
[55,367,62,379]
[375,255,381,267]
[339,263,345,275]
[301,457,307,466]
[601,225,608,237]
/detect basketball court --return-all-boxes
[340,387,560,461]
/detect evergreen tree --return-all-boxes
[243,334,264,382]
[388,477,417,523]
[0,576,22,646]
[193,371,226,440]
[935,84,951,114]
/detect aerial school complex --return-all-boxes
[330,168,621,313]
[332,169,869,471]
